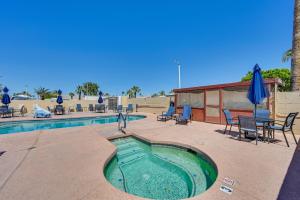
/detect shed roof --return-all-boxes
[173,78,281,93]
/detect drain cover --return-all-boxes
[223,177,235,186]
[220,185,233,195]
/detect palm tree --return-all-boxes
[69,92,75,100]
[75,85,83,100]
[131,86,141,98]
[292,0,300,91]
[34,87,50,100]
[282,49,293,63]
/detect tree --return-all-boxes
[291,0,300,90]
[158,90,166,96]
[34,87,50,100]
[242,68,291,92]
[128,86,141,98]
[13,91,33,97]
[82,82,99,96]
[282,49,293,63]
[69,92,75,100]
[75,85,83,100]
[151,93,159,97]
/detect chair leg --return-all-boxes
[224,124,228,134]
[229,125,233,135]
[256,132,258,145]
[291,129,298,144]
[282,131,290,147]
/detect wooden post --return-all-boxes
[204,90,207,122]
[219,89,223,124]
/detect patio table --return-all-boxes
[254,117,275,142]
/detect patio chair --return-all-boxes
[268,112,299,147]
[0,106,13,118]
[176,105,192,125]
[253,109,270,126]
[13,105,27,117]
[88,104,94,112]
[95,104,106,113]
[223,109,238,134]
[126,104,133,113]
[76,104,83,112]
[54,105,65,115]
[116,105,123,113]
[238,116,259,145]
[157,106,175,121]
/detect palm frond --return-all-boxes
[282,49,293,63]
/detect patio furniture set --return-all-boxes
[157,104,192,125]
[223,109,298,147]
[0,105,27,118]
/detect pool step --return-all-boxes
[117,142,139,151]
[112,138,135,145]
[118,152,146,165]
[117,147,144,159]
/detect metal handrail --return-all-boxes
[117,112,128,131]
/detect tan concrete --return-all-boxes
[0,113,297,200]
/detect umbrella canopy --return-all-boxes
[247,64,270,117]
[56,89,63,104]
[98,91,103,104]
[1,87,11,106]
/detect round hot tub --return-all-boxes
[104,136,218,200]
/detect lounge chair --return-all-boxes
[88,104,94,112]
[95,104,106,113]
[76,104,83,112]
[238,116,259,145]
[116,105,123,113]
[268,112,299,147]
[223,109,238,134]
[54,105,65,115]
[176,105,192,125]
[33,105,51,118]
[157,106,175,121]
[0,106,13,118]
[126,104,133,113]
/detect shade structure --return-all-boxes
[98,91,103,104]
[247,64,270,117]
[56,89,63,104]
[1,87,11,106]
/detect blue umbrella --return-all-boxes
[56,89,63,104]
[98,91,103,104]
[247,64,270,117]
[1,87,11,106]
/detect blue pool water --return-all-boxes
[0,115,145,134]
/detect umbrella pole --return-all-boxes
[254,104,257,118]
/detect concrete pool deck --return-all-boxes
[0,112,298,200]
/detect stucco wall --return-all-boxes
[127,97,172,114]
[276,92,300,134]
[10,99,100,113]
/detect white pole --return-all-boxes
[178,63,181,88]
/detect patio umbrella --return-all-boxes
[98,91,103,104]
[1,87,11,107]
[247,64,270,117]
[56,89,63,104]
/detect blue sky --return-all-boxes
[0,0,294,96]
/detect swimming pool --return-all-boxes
[104,136,217,200]
[0,115,145,134]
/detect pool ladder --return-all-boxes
[117,112,128,132]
